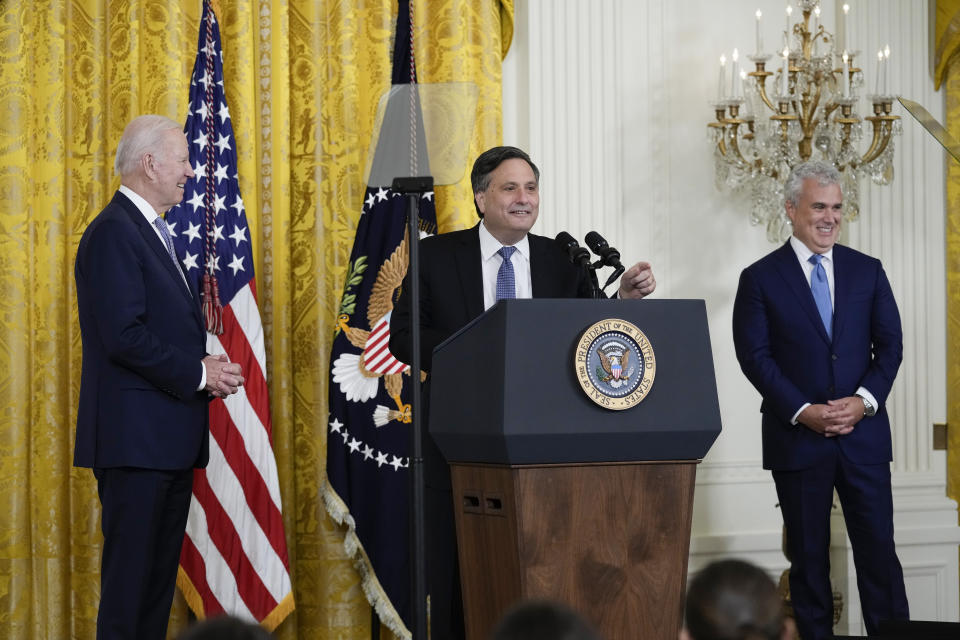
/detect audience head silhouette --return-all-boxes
[491,600,602,640]
[682,559,795,640]
[176,615,273,640]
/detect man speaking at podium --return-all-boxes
[390,145,656,639]
[732,161,909,640]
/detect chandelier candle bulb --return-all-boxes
[785,5,793,48]
[876,49,883,95]
[842,4,850,52]
[883,45,890,95]
[718,54,727,100]
[813,6,820,56]
[756,10,763,55]
[842,52,850,98]
[731,49,740,98]
[781,48,789,96]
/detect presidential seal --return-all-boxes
[574,318,655,410]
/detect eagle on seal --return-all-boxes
[597,342,632,385]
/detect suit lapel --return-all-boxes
[831,245,851,341]
[455,225,485,320]
[115,193,201,316]
[772,241,832,344]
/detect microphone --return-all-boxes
[585,231,626,291]
[584,231,623,270]
[555,231,592,267]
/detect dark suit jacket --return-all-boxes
[732,241,902,471]
[74,191,210,470]
[389,225,594,371]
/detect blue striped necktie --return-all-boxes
[809,253,832,338]
[496,246,517,301]
[153,216,190,294]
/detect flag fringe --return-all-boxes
[323,481,412,639]
[260,590,296,632]
[176,566,295,632]
[176,566,206,622]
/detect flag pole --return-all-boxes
[399,4,429,635]
[393,175,433,640]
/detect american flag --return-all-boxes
[165,1,293,629]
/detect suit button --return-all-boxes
[829,386,835,393]
[832,353,839,360]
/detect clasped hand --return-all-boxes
[203,354,245,399]
[798,396,866,437]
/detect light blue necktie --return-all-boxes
[809,253,832,338]
[496,246,517,301]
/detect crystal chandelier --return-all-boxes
[708,1,901,242]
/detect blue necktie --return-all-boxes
[496,246,517,301]
[809,253,832,338]
[153,216,190,293]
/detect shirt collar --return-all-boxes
[789,235,833,264]
[119,184,161,223]
[479,220,530,260]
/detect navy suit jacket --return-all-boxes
[389,224,594,371]
[74,191,210,470]
[732,241,902,471]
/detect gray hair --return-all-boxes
[114,114,183,177]
[783,161,842,207]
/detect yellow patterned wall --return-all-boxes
[0,0,510,637]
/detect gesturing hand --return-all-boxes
[617,261,656,299]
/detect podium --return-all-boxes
[430,299,721,640]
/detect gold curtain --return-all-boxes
[937,0,960,516]
[0,0,511,637]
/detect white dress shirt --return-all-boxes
[479,221,532,310]
[789,235,835,309]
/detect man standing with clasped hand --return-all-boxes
[732,161,909,639]
[75,115,244,639]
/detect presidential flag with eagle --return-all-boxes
[322,3,437,635]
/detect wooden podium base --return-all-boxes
[450,461,698,640]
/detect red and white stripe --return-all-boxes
[364,314,409,375]
[180,280,293,627]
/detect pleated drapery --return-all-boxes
[0,1,512,637]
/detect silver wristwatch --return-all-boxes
[857,394,876,417]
